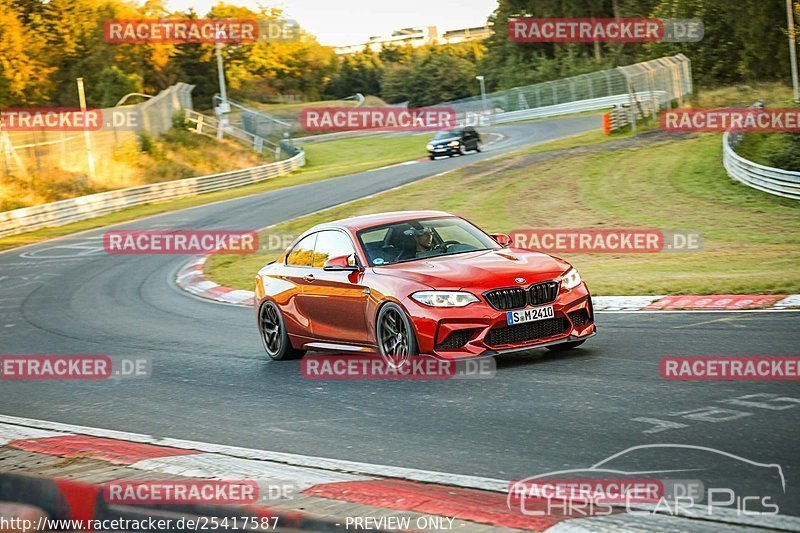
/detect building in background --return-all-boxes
[334,24,492,55]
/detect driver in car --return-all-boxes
[415,227,434,253]
[405,227,436,257]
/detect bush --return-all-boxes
[172,110,188,130]
[138,133,155,153]
[737,133,800,172]
[767,134,800,171]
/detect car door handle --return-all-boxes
[303,274,316,282]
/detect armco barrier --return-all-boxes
[0,471,369,531]
[723,132,800,200]
[493,91,666,124]
[0,151,305,239]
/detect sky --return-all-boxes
[164,0,498,46]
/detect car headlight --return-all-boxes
[411,291,479,307]
[448,140,460,147]
[560,268,582,291]
[426,144,434,151]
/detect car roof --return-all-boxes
[310,211,456,233]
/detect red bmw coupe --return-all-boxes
[255,211,595,360]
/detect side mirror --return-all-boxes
[491,233,511,247]
[323,254,361,272]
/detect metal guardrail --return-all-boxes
[722,132,800,200]
[0,151,305,238]
[605,97,660,132]
[493,91,666,124]
[185,109,279,155]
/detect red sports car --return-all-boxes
[255,211,595,360]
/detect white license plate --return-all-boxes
[506,305,554,325]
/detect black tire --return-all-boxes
[475,143,482,152]
[376,302,418,365]
[258,301,305,360]
[429,155,435,160]
[546,340,585,352]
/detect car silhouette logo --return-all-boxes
[515,277,526,284]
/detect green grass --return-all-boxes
[0,135,430,253]
[206,133,800,295]
[690,82,795,107]
[241,95,387,114]
[0,129,271,212]
[735,132,800,172]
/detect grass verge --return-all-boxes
[0,135,429,253]
[206,132,799,295]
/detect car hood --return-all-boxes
[431,137,459,144]
[372,248,570,291]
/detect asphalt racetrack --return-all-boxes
[1,115,798,515]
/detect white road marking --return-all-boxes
[1,415,796,530]
[0,424,69,446]
[632,394,800,434]
[131,454,369,489]
[0,414,507,492]
[19,241,105,259]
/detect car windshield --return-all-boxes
[433,130,459,140]
[357,217,499,266]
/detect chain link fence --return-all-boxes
[439,54,692,122]
[1,83,194,179]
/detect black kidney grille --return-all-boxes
[484,288,527,310]
[486,317,569,347]
[529,281,559,306]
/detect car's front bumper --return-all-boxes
[401,283,595,359]
[428,146,460,156]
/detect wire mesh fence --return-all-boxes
[438,54,692,120]
[1,83,195,179]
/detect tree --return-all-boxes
[94,66,144,107]
[0,1,52,105]
[404,47,478,106]
[326,50,383,98]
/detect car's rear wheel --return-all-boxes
[546,340,585,352]
[377,303,418,364]
[258,301,305,360]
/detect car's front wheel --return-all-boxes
[546,340,585,352]
[258,301,305,360]
[376,302,418,364]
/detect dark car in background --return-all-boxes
[427,127,482,159]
